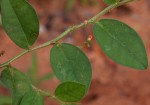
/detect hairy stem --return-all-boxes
[0,0,135,69]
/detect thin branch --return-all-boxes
[31,85,53,97]
[31,85,62,103]
[0,0,135,69]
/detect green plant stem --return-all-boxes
[0,0,135,69]
[31,85,62,103]
[31,85,53,97]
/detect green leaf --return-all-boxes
[103,0,118,5]
[0,67,32,105]
[55,81,86,102]
[50,43,92,91]
[20,91,44,105]
[93,19,148,70]
[0,95,12,105]
[1,0,39,49]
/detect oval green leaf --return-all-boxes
[103,0,118,5]
[20,91,44,105]
[55,81,86,102]
[1,0,39,49]
[50,43,92,91]
[0,67,32,105]
[93,19,148,70]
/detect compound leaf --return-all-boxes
[1,0,39,49]
[0,67,32,105]
[55,81,86,102]
[20,91,44,105]
[50,43,92,92]
[93,19,148,70]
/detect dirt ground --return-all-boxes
[0,0,150,105]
